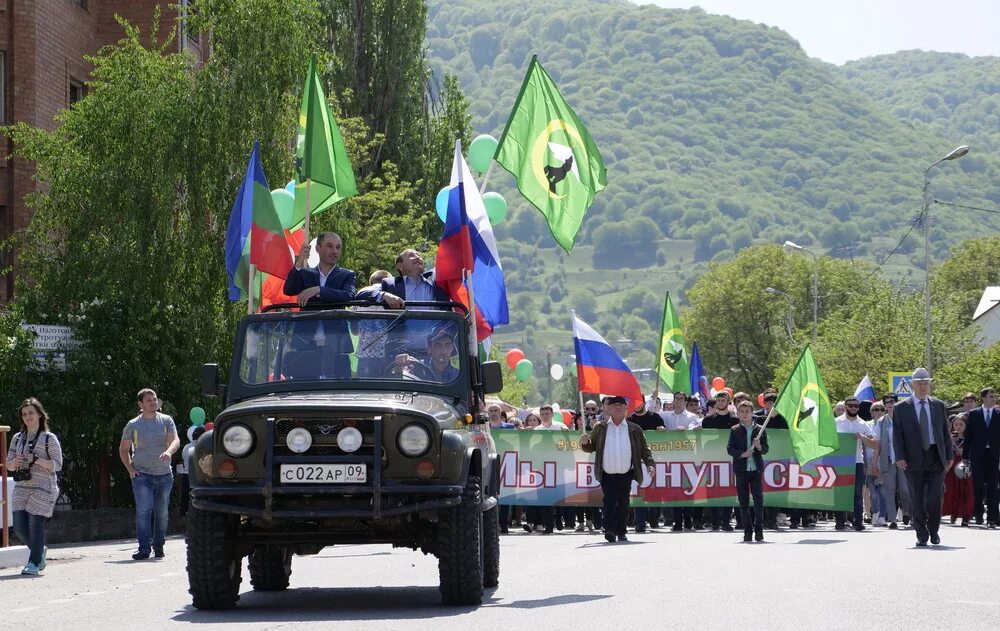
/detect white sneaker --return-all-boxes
[586,520,594,532]
[575,523,585,532]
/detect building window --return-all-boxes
[69,79,85,105]
[181,0,200,45]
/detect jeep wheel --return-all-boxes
[186,507,243,610]
[481,503,500,588]
[437,476,483,605]
[249,546,293,591]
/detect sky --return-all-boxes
[644,0,1000,65]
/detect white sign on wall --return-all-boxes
[21,324,80,371]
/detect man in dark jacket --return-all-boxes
[580,396,655,543]
[728,400,769,542]
[964,387,1000,527]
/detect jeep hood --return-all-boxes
[216,391,466,428]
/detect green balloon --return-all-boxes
[482,192,508,225]
[570,363,578,377]
[514,358,534,381]
[271,189,295,229]
[468,134,498,175]
[190,406,206,426]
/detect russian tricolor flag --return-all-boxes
[436,142,509,340]
[853,374,876,402]
[573,314,643,410]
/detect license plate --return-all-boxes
[279,464,367,484]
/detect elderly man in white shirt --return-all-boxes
[580,396,655,543]
[835,395,879,531]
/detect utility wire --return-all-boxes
[933,199,1000,215]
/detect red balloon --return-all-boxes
[757,394,766,407]
[724,387,733,397]
[204,422,215,431]
[712,377,726,390]
[561,410,573,425]
[506,348,525,370]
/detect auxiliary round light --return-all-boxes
[398,424,431,457]
[222,424,254,457]
[337,426,363,453]
[285,427,313,454]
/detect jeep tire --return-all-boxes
[481,503,500,588]
[186,507,243,610]
[248,546,293,591]
[437,475,483,605]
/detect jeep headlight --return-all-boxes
[337,426,363,453]
[397,424,431,457]
[222,424,254,457]
[286,427,312,454]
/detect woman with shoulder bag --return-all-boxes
[4,397,63,575]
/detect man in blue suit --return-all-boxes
[357,248,451,364]
[283,232,357,306]
[282,232,356,378]
[964,387,1000,527]
[892,367,953,546]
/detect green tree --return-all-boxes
[931,236,1000,322]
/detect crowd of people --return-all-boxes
[490,372,1000,546]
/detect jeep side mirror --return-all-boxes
[200,363,220,397]
[481,361,503,394]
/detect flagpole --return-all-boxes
[463,268,477,356]
[652,291,669,400]
[303,178,312,243]
[247,264,255,315]
[478,160,496,195]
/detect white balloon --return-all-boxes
[710,387,719,397]
[550,364,564,380]
[552,403,561,414]
[187,425,197,442]
[307,238,319,268]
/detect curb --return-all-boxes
[0,545,29,569]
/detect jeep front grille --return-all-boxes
[274,418,377,457]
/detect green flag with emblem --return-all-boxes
[773,346,839,465]
[494,55,606,252]
[655,292,689,392]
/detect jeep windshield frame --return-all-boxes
[226,302,477,405]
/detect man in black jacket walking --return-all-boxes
[728,400,769,542]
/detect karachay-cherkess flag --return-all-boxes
[773,346,840,465]
[293,54,357,225]
[247,142,294,279]
[494,55,606,253]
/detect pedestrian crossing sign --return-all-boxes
[888,372,912,399]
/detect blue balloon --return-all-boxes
[435,187,450,222]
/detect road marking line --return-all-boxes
[159,572,180,577]
[9,607,39,613]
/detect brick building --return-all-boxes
[0,0,208,301]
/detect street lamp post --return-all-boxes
[921,145,969,373]
[782,241,818,343]
[765,287,795,343]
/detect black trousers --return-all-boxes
[736,470,764,532]
[836,463,865,527]
[600,470,634,536]
[970,455,1000,522]
[906,448,945,541]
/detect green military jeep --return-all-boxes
[184,301,504,609]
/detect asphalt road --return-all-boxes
[3,520,999,630]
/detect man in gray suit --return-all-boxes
[892,368,954,546]
[872,400,911,529]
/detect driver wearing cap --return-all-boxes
[391,323,460,383]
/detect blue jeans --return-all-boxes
[12,510,46,565]
[132,473,173,552]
